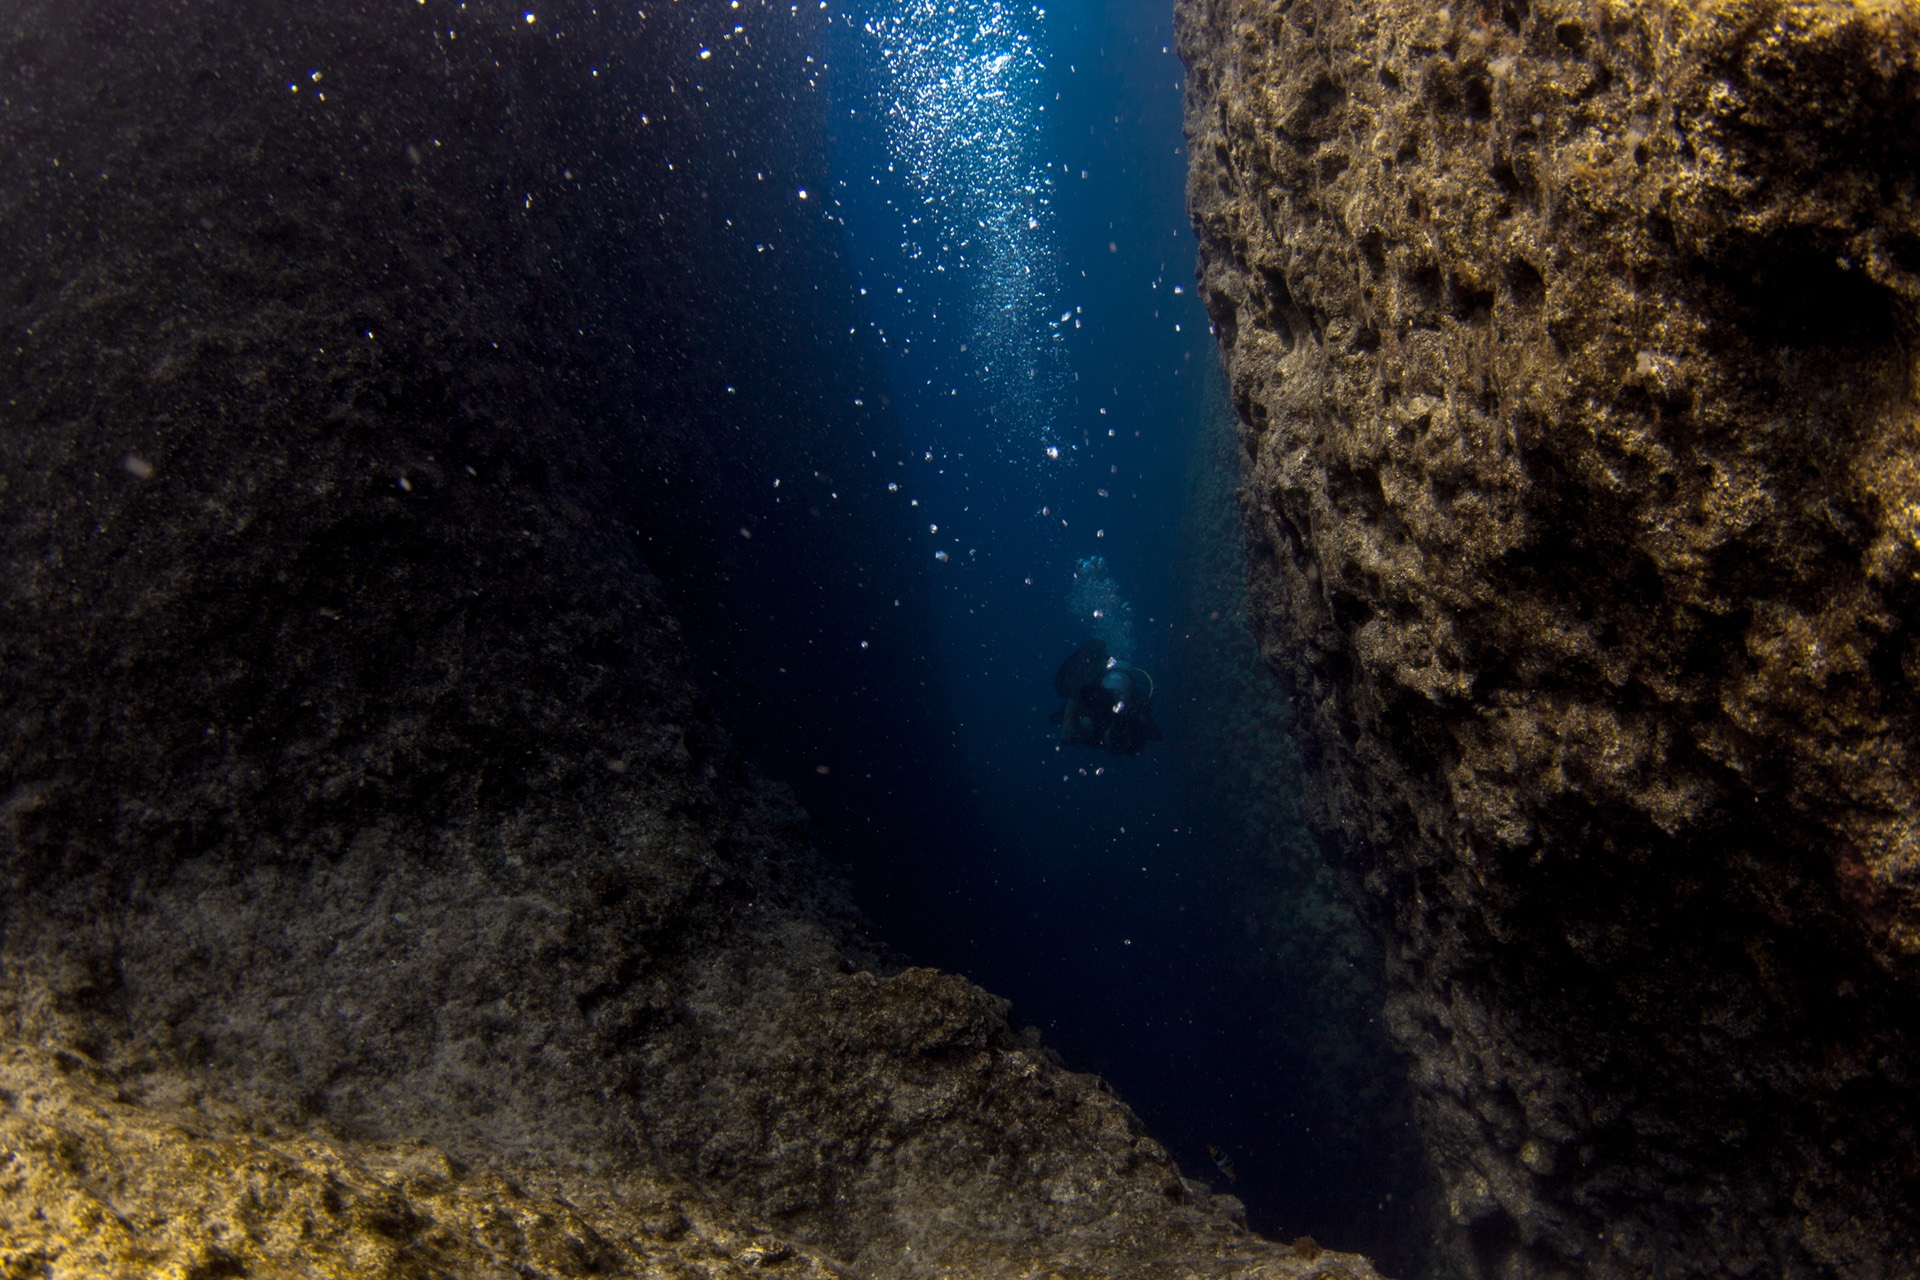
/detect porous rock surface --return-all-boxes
[0,1,1376,1277]
[1181,0,1920,1275]
[0,1042,847,1280]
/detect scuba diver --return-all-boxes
[1049,638,1163,757]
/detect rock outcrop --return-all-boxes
[0,1,1376,1277]
[1181,0,1920,1275]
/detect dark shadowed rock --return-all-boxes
[0,1,1377,1276]
[1181,0,1920,1276]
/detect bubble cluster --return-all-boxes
[1068,555,1134,659]
[860,1,1065,452]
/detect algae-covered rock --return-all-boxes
[0,1044,842,1280]
[3,1011,1375,1280]
[1180,0,1920,1275]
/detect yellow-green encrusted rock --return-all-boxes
[1182,0,1920,1275]
[0,1045,839,1280]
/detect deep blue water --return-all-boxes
[817,0,1212,993]
[676,1,1429,1269]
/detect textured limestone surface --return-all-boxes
[0,1,1379,1277]
[1,1010,1375,1280]
[1181,0,1920,1276]
[0,1043,844,1280]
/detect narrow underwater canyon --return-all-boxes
[2,0,1919,1278]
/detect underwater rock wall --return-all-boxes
[0,2,1372,1277]
[1179,0,1920,1275]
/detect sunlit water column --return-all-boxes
[858,0,1071,461]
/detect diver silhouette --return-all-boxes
[1049,639,1162,757]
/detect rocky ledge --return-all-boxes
[1181,0,1920,1276]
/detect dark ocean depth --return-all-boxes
[682,0,1431,1269]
